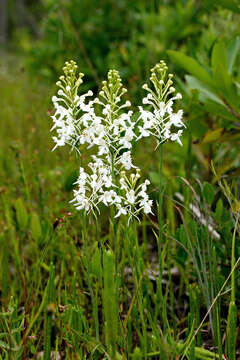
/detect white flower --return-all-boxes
[117,151,136,170]
[128,189,135,204]
[138,106,153,122]
[139,199,153,214]
[159,102,166,117]
[115,204,127,218]
[99,190,116,205]
[138,126,150,138]
[170,129,183,145]
[169,110,185,128]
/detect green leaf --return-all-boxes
[211,41,239,108]
[202,128,224,144]
[179,224,187,246]
[226,301,237,360]
[90,244,102,279]
[227,36,240,74]
[211,41,228,75]
[185,75,223,104]
[215,199,223,221]
[30,212,42,241]
[202,101,237,122]
[167,50,214,89]
[103,250,118,357]
[15,198,28,230]
[202,182,215,206]
[211,41,233,95]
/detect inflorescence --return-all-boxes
[138,60,185,147]
[51,60,184,220]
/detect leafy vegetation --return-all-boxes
[1,1,240,359]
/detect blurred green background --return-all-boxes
[1,1,240,358]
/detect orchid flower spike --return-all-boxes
[137,60,185,147]
[51,60,93,151]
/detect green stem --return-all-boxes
[43,262,55,360]
[158,144,163,246]
[82,213,100,341]
[226,212,239,360]
[155,145,164,321]
[103,250,118,359]
[110,151,118,260]
[230,214,238,302]
[132,221,147,359]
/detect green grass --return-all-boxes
[0,56,239,360]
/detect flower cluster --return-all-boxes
[86,69,137,170]
[51,60,185,220]
[137,60,185,147]
[51,62,153,220]
[71,161,152,220]
[51,60,94,151]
